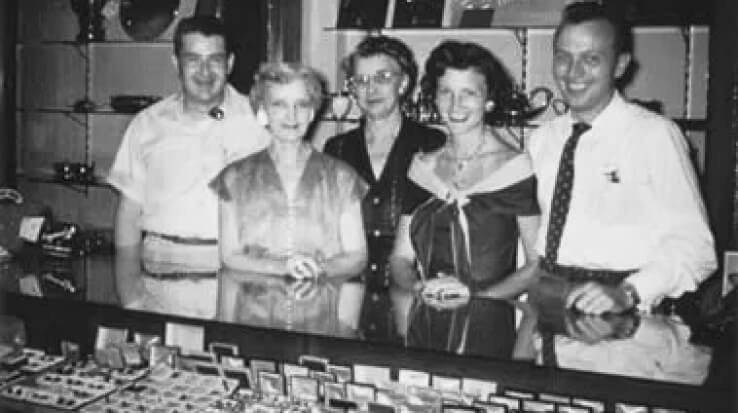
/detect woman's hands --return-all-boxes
[285,253,325,280]
[419,274,471,310]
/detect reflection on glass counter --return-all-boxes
[401,291,516,359]
[0,250,730,389]
[217,267,362,339]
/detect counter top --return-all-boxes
[0,251,734,411]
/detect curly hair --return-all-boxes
[249,62,327,112]
[421,40,514,122]
[341,35,418,101]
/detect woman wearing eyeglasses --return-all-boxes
[323,35,445,343]
[389,41,540,356]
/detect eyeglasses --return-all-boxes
[348,70,401,90]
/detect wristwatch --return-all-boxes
[620,282,641,310]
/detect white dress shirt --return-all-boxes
[107,84,270,239]
[526,92,716,308]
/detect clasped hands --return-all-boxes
[532,273,636,315]
[285,252,325,280]
[564,311,640,343]
[566,282,635,315]
[282,253,328,301]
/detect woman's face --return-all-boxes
[351,54,408,121]
[435,68,488,137]
[263,79,315,143]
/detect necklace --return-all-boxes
[447,134,487,172]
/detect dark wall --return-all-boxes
[1,0,18,187]
[705,0,738,257]
[196,0,268,95]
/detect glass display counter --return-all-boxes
[0,252,733,412]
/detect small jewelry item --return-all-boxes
[601,164,620,183]
[449,134,487,172]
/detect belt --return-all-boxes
[539,258,635,285]
[143,231,217,246]
[142,270,217,281]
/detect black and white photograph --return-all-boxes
[0,0,733,412]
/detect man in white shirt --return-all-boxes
[108,15,269,303]
[526,2,716,314]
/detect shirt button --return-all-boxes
[372,229,380,237]
[372,293,379,302]
[372,197,380,205]
[370,263,378,271]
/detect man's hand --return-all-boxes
[565,314,617,343]
[565,282,634,314]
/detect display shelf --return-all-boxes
[17,39,172,46]
[320,116,708,131]
[17,107,137,116]
[18,171,111,194]
[324,22,710,33]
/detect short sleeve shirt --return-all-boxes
[107,84,270,239]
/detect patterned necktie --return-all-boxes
[542,122,591,271]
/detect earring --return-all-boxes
[256,107,269,126]
[484,100,495,112]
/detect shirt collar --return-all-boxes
[172,83,235,118]
[566,90,626,132]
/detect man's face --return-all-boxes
[175,32,233,108]
[553,20,630,123]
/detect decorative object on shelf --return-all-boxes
[0,189,52,255]
[337,0,389,29]
[603,0,710,26]
[417,92,441,123]
[456,0,498,28]
[446,0,571,27]
[0,316,26,357]
[72,98,97,113]
[110,95,162,113]
[442,0,527,27]
[496,85,553,125]
[401,92,440,124]
[393,0,445,28]
[327,91,354,121]
[116,0,181,41]
[70,0,108,43]
[53,161,97,185]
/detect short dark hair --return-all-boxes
[421,40,514,121]
[341,35,418,102]
[554,1,633,56]
[173,15,231,56]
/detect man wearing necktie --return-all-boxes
[526,2,716,314]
